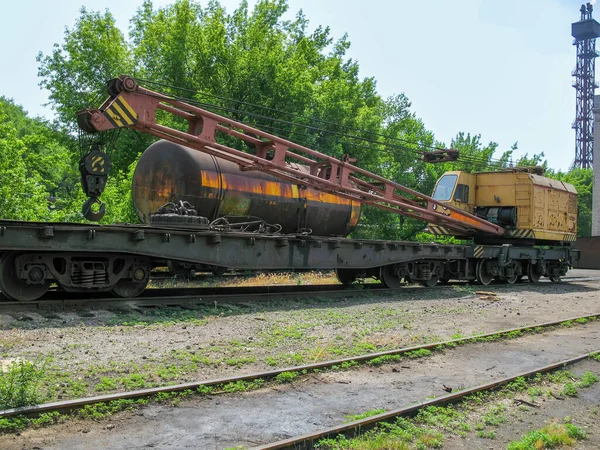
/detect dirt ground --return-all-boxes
[1,269,600,449]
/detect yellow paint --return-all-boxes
[107,110,124,127]
[116,96,138,120]
[111,102,132,125]
[430,169,578,241]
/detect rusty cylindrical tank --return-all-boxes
[132,140,361,236]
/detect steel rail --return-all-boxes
[252,351,598,450]
[0,284,385,313]
[1,312,598,420]
[1,274,596,313]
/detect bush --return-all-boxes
[0,359,48,409]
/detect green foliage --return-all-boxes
[344,408,386,423]
[578,372,598,388]
[507,421,586,450]
[275,371,300,383]
[562,383,578,397]
[94,377,118,392]
[405,348,431,359]
[552,168,593,237]
[0,359,48,409]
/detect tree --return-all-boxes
[554,168,593,237]
[0,103,51,221]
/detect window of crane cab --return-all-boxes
[433,174,458,201]
[453,184,469,203]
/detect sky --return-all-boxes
[0,0,589,172]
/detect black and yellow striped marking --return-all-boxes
[473,245,484,258]
[428,225,451,236]
[103,96,138,128]
[91,155,105,174]
[508,229,535,239]
[563,233,577,242]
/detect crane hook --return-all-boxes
[82,197,106,221]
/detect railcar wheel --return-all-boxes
[379,265,402,289]
[0,252,50,302]
[527,264,541,283]
[422,274,439,287]
[167,260,193,278]
[112,264,150,298]
[212,266,227,277]
[505,272,519,285]
[336,269,358,286]
[476,260,493,286]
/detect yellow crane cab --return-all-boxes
[430,168,578,244]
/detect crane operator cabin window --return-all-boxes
[432,174,458,201]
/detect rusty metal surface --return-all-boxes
[77,76,505,237]
[132,140,360,236]
[573,237,600,269]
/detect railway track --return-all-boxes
[0,283,383,313]
[1,273,597,314]
[1,312,598,422]
[253,352,598,450]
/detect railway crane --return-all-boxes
[0,76,578,301]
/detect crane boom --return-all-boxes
[77,76,504,237]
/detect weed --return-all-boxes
[367,354,402,366]
[224,356,256,368]
[344,408,386,423]
[120,373,148,390]
[578,372,598,388]
[483,404,507,426]
[547,370,574,384]
[94,377,117,392]
[0,358,48,409]
[405,348,431,359]
[562,383,578,397]
[589,352,600,362]
[275,371,300,383]
[197,384,214,395]
[507,376,528,392]
[477,430,496,439]
[527,387,543,398]
[221,379,264,393]
[507,420,586,449]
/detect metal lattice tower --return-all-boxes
[572,3,600,169]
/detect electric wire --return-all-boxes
[135,77,448,151]
[134,79,516,169]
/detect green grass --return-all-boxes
[578,371,598,388]
[275,371,302,383]
[344,408,386,423]
[507,421,586,449]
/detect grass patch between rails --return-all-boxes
[316,361,599,449]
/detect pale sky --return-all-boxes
[0,0,587,171]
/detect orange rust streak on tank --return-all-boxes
[200,171,220,190]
